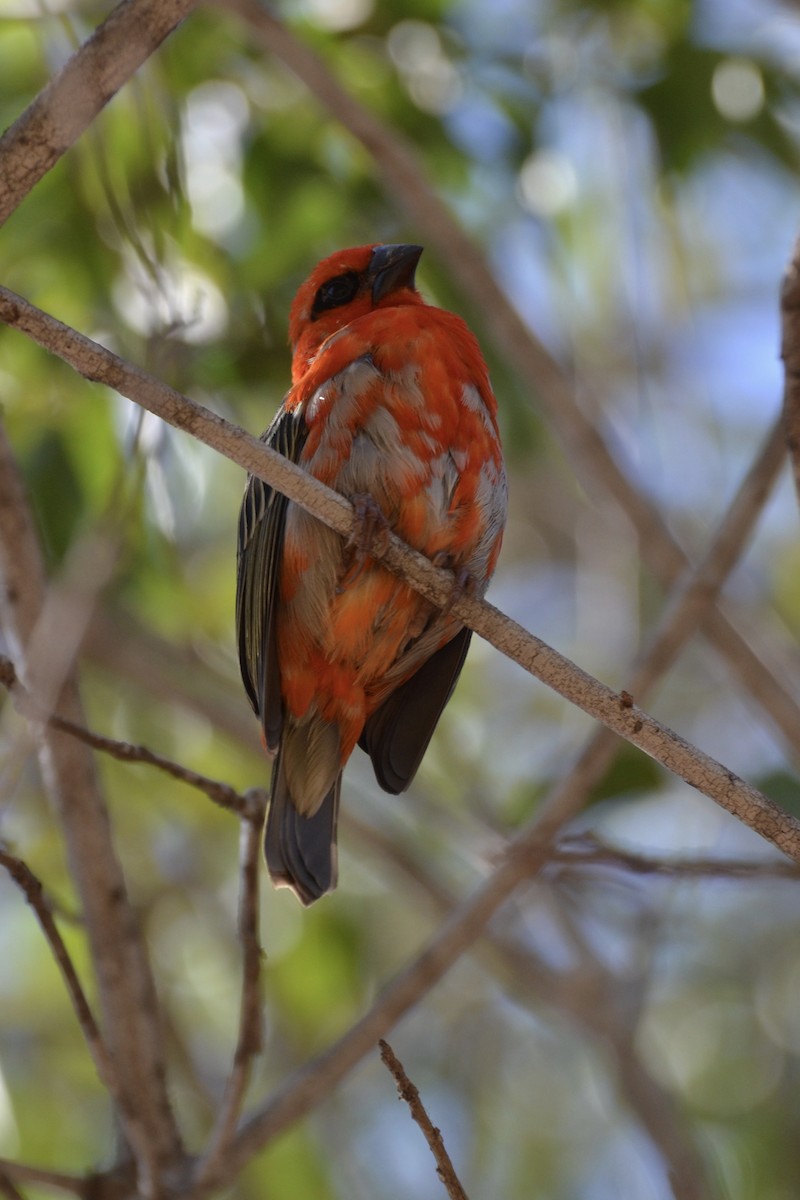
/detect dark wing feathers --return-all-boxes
[238,400,473,854]
[236,405,308,751]
[359,627,472,794]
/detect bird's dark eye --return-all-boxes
[311,271,360,318]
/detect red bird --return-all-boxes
[236,244,506,904]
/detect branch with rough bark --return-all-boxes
[0,283,796,867]
[379,1040,469,1200]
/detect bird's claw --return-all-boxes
[338,494,391,591]
[431,555,477,615]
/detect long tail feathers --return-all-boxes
[264,749,341,905]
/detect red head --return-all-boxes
[288,243,424,381]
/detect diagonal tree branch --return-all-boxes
[0,0,197,228]
[379,1040,469,1200]
[0,424,184,1195]
[0,285,797,863]
[83,608,800,885]
[219,0,800,758]
[0,846,150,1149]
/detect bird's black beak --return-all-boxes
[369,243,423,303]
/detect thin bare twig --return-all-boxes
[0,848,132,1109]
[48,716,253,816]
[0,0,197,228]
[0,288,797,867]
[194,817,264,1186]
[379,1040,469,1200]
[220,0,800,759]
[0,652,252,818]
[555,836,800,881]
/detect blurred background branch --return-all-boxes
[0,0,196,227]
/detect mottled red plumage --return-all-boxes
[237,244,506,903]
